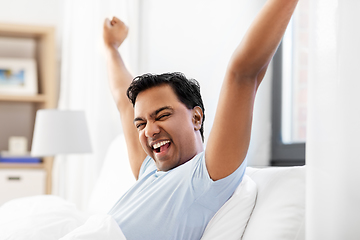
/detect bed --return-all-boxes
[0,135,305,240]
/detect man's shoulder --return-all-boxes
[138,156,156,178]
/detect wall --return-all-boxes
[139,0,271,166]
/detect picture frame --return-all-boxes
[0,58,38,95]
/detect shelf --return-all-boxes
[0,162,44,169]
[0,94,47,103]
[0,22,56,195]
[0,23,54,38]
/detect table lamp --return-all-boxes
[31,110,92,156]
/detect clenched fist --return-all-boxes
[103,17,129,49]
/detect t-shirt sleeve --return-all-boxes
[191,154,247,212]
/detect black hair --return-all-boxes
[127,72,205,142]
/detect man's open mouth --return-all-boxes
[152,140,171,153]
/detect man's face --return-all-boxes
[134,84,200,171]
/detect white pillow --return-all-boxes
[242,166,306,240]
[87,134,136,214]
[201,175,257,240]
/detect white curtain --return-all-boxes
[306,0,360,238]
[54,0,139,211]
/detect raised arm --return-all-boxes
[205,0,299,180]
[103,17,146,179]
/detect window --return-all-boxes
[271,0,309,166]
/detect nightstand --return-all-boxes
[0,163,46,206]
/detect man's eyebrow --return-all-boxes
[133,117,144,123]
[133,106,173,123]
[152,106,173,117]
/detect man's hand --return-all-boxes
[103,17,129,49]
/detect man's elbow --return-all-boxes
[226,58,270,88]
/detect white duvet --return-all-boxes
[0,195,126,240]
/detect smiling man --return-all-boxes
[103,0,299,239]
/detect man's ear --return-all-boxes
[192,106,203,131]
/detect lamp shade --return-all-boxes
[31,110,92,156]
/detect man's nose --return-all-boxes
[145,121,160,138]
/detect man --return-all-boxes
[103,0,299,239]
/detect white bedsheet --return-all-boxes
[60,214,126,240]
[0,195,126,240]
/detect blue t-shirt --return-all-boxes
[108,152,246,240]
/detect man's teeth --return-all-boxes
[153,140,170,149]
